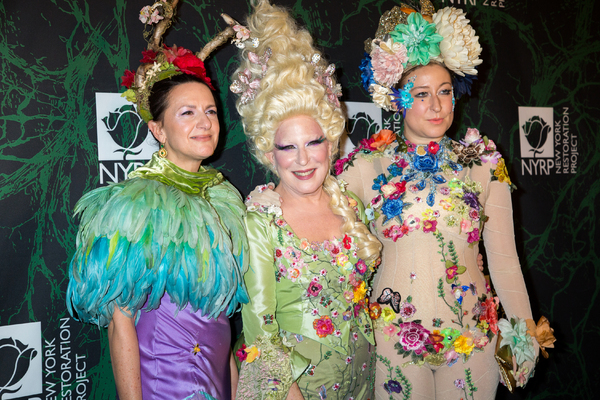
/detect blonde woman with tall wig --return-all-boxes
[231,1,381,398]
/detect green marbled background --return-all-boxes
[0,0,597,398]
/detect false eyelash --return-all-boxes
[274,143,291,150]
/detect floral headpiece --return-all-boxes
[360,0,482,113]
[120,0,241,122]
[230,41,342,108]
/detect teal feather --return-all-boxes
[66,176,249,328]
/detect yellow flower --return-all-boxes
[336,253,349,267]
[381,307,397,323]
[245,345,260,363]
[453,335,475,355]
[353,281,367,303]
[421,208,435,219]
[494,158,512,185]
[439,199,454,211]
[347,196,358,208]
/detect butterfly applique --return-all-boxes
[319,384,327,399]
[377,287,401,313]
[469,282,477,296]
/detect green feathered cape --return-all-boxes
[66,154,249,327]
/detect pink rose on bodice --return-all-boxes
[397,322,431,354]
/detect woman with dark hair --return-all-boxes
[66,2,247,399]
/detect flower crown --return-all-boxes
[229,27,342,109]
[120,0,240,122]
[359,0,482,113]
[230,50,341,108]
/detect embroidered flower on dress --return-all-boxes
[236,344,247,362]
[313,316,335,338]
[307,281,323,297]
[453,334,475,355]
[384,379,403,394]
[383,324,399,341]
[399,301,417,319]
[467,228,480,244]
[397,321,431,353]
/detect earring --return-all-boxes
[158,143,168,158]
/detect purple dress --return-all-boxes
[134,294,231,400]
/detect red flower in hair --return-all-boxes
[121,70,135,88]
[172,53,214,89]
[140,49,158,63]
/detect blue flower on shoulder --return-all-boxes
[372,174,388,191]
[387,163,404,177]
[381,198,405,223]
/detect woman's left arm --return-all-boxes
[483,179,539,385]
[483,181,533,320]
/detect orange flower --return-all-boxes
[369,129,396,151]
[369,302,382,320]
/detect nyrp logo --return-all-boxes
[519,107,553,158]
[341,101,382,157]
[95,93,157,184]
[518,107,554,175]
[0,322,42,399]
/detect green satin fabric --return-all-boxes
[242,208,376,388]
[128,152,223,198]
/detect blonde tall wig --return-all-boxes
[233,0,381,263]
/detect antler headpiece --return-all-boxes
[360,0,483,113]
[121,0,242,122]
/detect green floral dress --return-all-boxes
[237,189,377,400]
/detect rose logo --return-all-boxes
[522,115,551,157]
[0,337,38,397]
[348,112,380,140]
[102,104,148,160]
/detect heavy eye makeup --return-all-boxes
[274,136,326,151]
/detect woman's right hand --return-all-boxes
[245,183,281,208]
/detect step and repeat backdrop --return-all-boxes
[1,0,597,399]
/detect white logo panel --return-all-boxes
[518,106,554,158]
[341,101,383,157]
[95,93,157,161]
[0,322,42,399]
